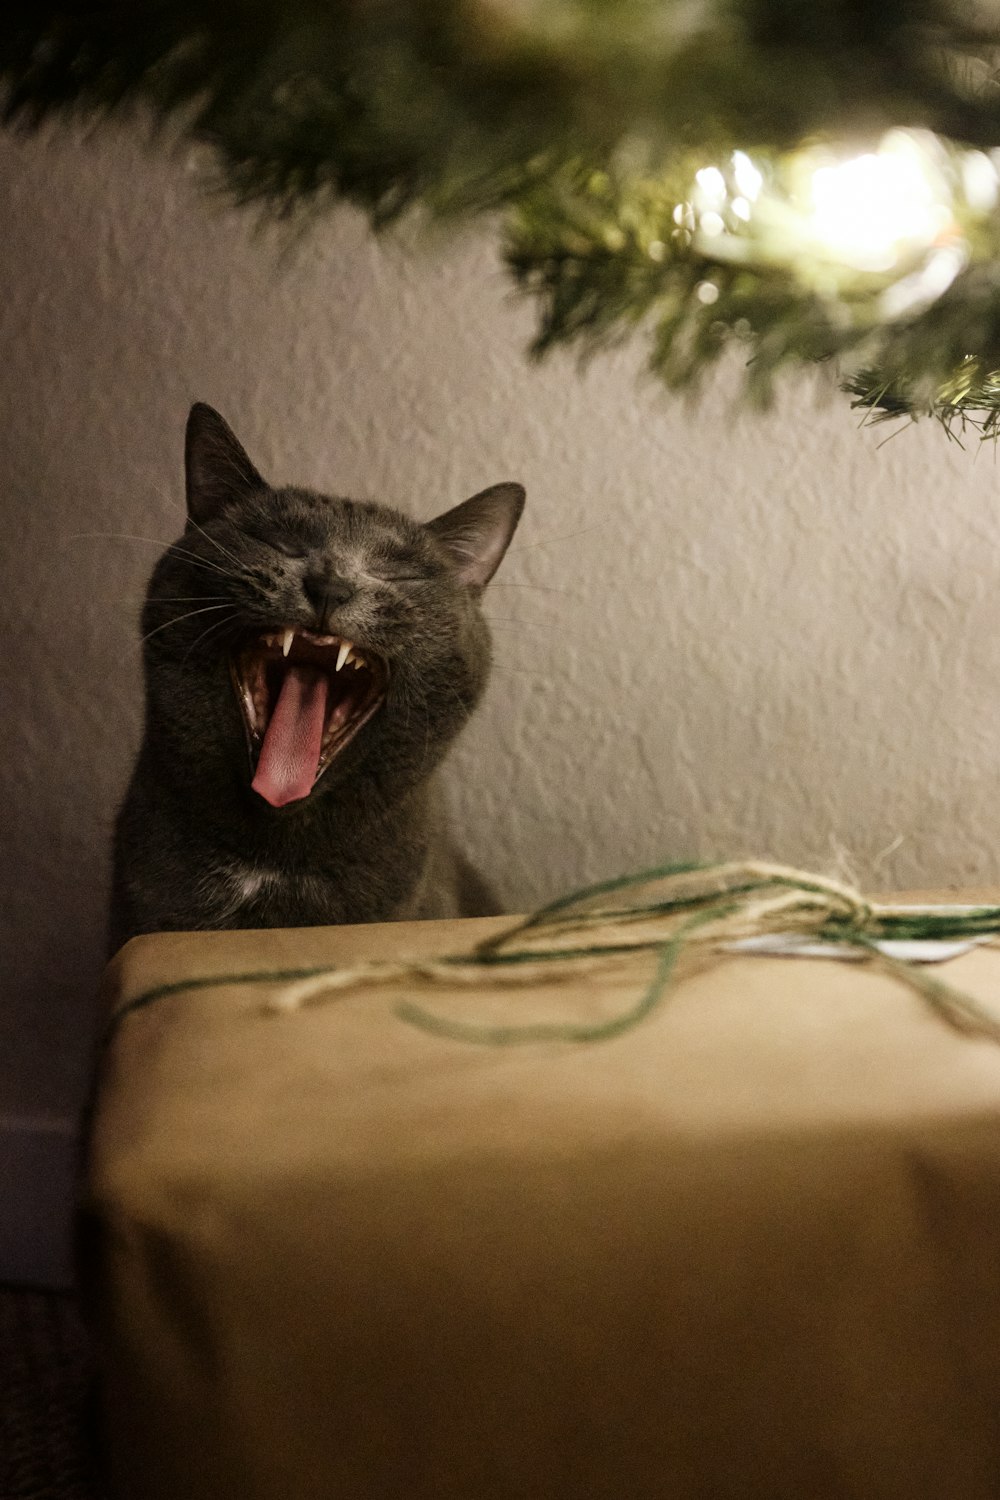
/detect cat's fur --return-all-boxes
[109,403,524,948]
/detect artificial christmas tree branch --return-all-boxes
[6,1,1000,427]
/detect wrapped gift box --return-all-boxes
[84,912,1000,1499]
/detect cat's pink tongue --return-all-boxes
[251,664,330,808]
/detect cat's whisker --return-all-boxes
[482,615,557,631]
[121,595,230,604]
[187,609,240,644]
[182,610,241,663]
[487,664,553,682]
[489,582,583,600]
[188,518,246,572]
[66,531,184,548]
[67,531,238,579]
[165,546,243,581]
[140,603,237,645]
[68,533,245,586]
[438,679,476,729]
[507,521,608,556]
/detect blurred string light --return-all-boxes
[685,129,997,324]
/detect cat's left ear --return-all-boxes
[425,482,525,590]
[185,402,267,525]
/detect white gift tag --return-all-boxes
[722,933,983,963]
[722,906,992,965]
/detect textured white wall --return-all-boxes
[4,121,1000,1118]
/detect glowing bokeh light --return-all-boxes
[684,130,989,317]
[805,134,950,273]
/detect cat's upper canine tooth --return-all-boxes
[335,640,353,672]
[281,628,295,658]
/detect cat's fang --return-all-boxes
[281,628,295,658]
[335,641,353,672]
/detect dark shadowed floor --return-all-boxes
[0,1287,105,1499]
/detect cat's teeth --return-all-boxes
[281,628,295,658]
[352,656,364,670]
[335,640,353,672]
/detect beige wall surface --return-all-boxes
[4,122,1000,1118]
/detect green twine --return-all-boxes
[102,965,335,1044]
[395,905,732,1046]
[103,859,1000,1049]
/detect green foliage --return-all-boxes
[6,1,1000,423]
[505,159,859,405]
[845,363,1000,440]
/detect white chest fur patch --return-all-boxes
[215,861,326,919]
[225,865,276,902]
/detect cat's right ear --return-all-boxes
[185,403,267,525]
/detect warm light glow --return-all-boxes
[684,130,985,317]
[731,150,762,202]
[961,151,999,214]
[694,165,726,206]
[805,133,950,273]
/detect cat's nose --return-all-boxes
[303,568,355,628]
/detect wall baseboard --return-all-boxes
[0,1115,79,1289]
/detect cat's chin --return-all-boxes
[230,627,388,808]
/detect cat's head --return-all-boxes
[143,403,524,810]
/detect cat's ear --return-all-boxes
[184,403,267,525]
[425,482,525,590]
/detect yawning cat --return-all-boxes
[109,403,524,946]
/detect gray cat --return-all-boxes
[109,403,524,948]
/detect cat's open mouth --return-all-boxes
[230,627,387,808]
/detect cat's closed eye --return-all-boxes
[374,564,426,583]
[253,533,309,560]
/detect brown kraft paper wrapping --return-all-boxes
[84,913,1000,1499]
